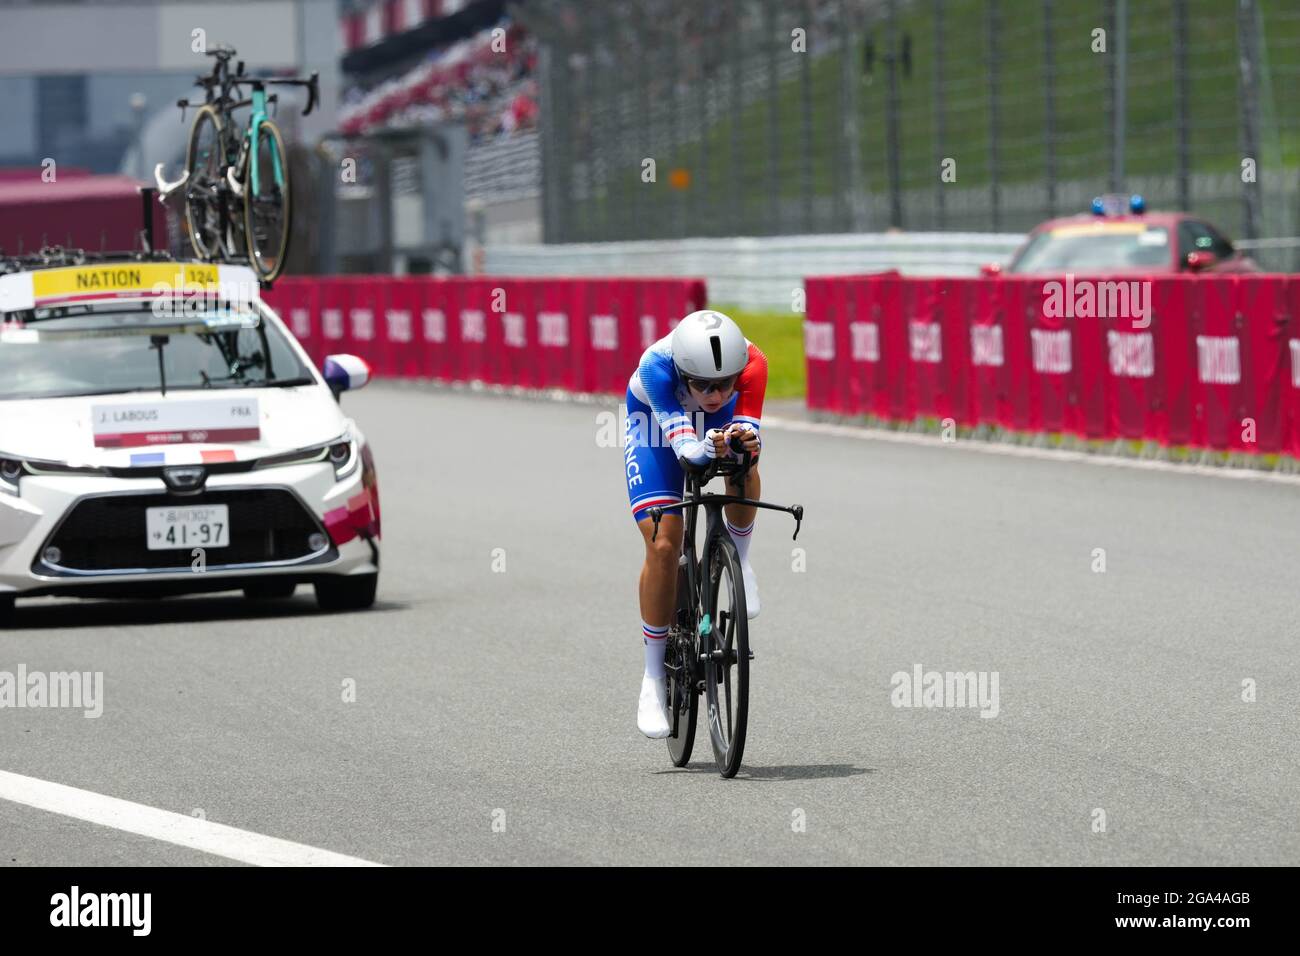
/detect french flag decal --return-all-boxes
[322,354,371,392]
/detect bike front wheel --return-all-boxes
[704,533,749,778]
[243,119,292,281]
[184,106,227,261]
[665,562,698,767]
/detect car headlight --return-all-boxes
[0,455,109,494]
[328,439,360,481]
[255,445,329,469]
[254,436,359,482]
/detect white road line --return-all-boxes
[0,769,384,867]
[762,414,1300,486]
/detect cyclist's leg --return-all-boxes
[626,389,685,640]
[625,389,685,737]
[702,399,762,618]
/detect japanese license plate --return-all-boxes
[145,505,230,550]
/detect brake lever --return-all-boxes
[648,507,663,542]
[790,505,804,541]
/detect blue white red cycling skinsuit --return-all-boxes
[623,333,769,522]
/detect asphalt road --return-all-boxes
[2,380,1298,865]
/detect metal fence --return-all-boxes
[484,231,1024,309]
[517,0,1300,268]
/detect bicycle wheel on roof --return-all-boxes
[244,119,292,281]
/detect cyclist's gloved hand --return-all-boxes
[706,427,730,459]
[726,422,761,458]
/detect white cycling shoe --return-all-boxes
[739,560,760,620]
[637,674,671,739]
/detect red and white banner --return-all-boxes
[805,273,1300,456]
[263,276,707,398]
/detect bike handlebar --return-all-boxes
[189,45,318,117]
[263,72,319,115]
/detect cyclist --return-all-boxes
[623,309,768,738]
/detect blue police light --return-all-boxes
[1091,197,1105,216]
[1129,193,1145,214]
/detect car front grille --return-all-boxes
[36,489,332,574]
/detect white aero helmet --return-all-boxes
[671,309,748,381]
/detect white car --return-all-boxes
[0,257,381,626]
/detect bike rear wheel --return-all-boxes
[704,533,749,778]
[244,119,291,281]
[184,106,228,261]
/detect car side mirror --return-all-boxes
[980,262,1003,277]
[322,354,372,399]
[1185,250,1217,272]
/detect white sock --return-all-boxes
[726,519,760,619]
[726,518,754,564]
[642,620,668,678]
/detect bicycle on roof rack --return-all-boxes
[155,44,318,284]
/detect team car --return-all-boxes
[985,194,1260,276]
[0,255,380,626]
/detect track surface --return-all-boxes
[2,381,1298,865]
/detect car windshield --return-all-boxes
[1009,224,1171,273]
[0,303,315,401]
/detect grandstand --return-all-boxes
[337,0,542,249]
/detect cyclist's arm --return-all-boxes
[726,342,768,456]
[638,357,715,467]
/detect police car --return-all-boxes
[985,194,1260,276]
[0,254,380,625]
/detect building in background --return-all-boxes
[0,0,339,176]
[333,0,542,255]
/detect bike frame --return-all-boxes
[649,455,803,675]
[245,86,283,198]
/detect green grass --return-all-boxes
[574,0,1300,237]
[725,306,805,400]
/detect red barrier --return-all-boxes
[383,278,423,378]
[805,273,1300,458]
[317,277,352,361]
[803,277,839,413]
[902,276,971,424]
[1235,275,1288,454]
[260,278,321,366]
[1288,278,1300,457]
[533,280,577,389]
[419,277,456,382]
[843,272,901,418]
[588,278,638,394]
[495,278,539,388]
[257,276,707,397]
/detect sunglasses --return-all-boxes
[683,374,738,395]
